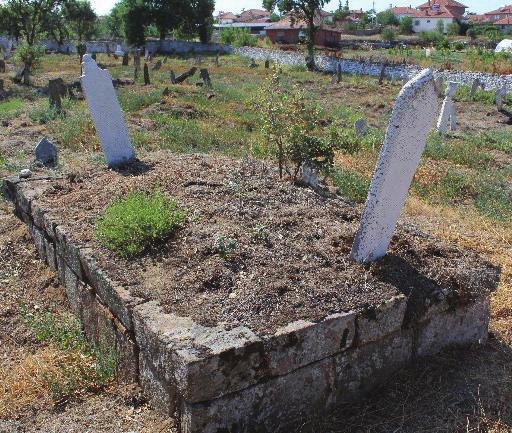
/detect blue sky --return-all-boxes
[89,0,507,16]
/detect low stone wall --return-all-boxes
[234,46,512,91]
[2,175,493,433]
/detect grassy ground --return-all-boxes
[0,52,511,432]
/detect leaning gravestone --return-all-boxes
[81,55,135,167]
[35,137,58,166]
[470,78,482,100]
[115,45,125,57]
[144,63,150,85]
[0,59,5,73]
[200,68,212,87]
[122,53,129,66]
[215,52,220,67]
[265,59,270,69]
[496,86,507,111]
[336,62,342,83]
[175,67,197,84]
[48,78,66,111]
[351,69,438,263]
[354,118,368,136]
[436,81,458,134]
[170,70,177,84]
[378,63,387,85]
[434,76,445,97]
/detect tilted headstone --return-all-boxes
[35,137,58,166]
[470,78,482,100]
[0,60,5,73]
[106,44,111,57]
[378,63,387,85]
[175,67,197,84]
[215,52,220,67]
[351,69,438,263]
[496,86,507,111]
[170,70,177,84]
[144,48,149,61]
[152,60,162,71]
[434,76,445,97]
[265,59,270,69]
[14,64,26,83]
[436,81,458,133]
[331,74,337,85]
[249,58,258,68]
[81,55,135,167]
[122,53,129,66]
[336,62,342,83]
[48,78,66,111]
[144,63,150,85]
[200,68,212,87]
[354,118,368,136]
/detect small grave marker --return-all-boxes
[336,62,342,83]
[35,137,58,166]
[470,78,482,100]
[0,59,5,73]
[351,69,438,263]
[48,78,66,111]
[81,54,135,167]
[436,81,458,133]
[200,68,212,87]
[496,86,507,111]
[249,58,258,68]
[175,67,197,84]
[265,59,270,69]
[144,63,150,85]
[170,70,177,84]
[122,53,129,66]
[354,118,368,136]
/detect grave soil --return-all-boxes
[33,152,499,336]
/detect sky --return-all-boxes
[89,0,510,17]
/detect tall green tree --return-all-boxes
[193,0,214,43]
[263,0,328,70]
[63,0,97,41]
[1,0,64,45]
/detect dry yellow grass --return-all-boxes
[0,346,99,419]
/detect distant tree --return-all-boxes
[0,4,23,39]
[376,9,398,26]
[344,0,349,11]
[381,26,396,41]
[436,19,445,34]
[1,0,64,45]
[124,0,148,46]
[63,0,97,41]
[398,16,413,34]
[104,1,126,38]
[446,21,460,36]
[263,0,328,71]
[193,0,215,43]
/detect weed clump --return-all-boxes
[95,190,186,257]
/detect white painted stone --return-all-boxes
[351,69,438,263]
[496,86,507,111]
[114,44,124,57]
[436,81,458,133]
[81,54,135,167]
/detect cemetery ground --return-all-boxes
[0,52,511,432]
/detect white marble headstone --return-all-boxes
[81,54,135,167]
[351,69,438,263]
[114,44,125,57]
[436,81,458,133]
[496,86,507,111]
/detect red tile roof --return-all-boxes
[391,7,418,15]
[485,5,512,15]
[494,16,512,25]
[417,0,467,8]
[468,14,490,23]
[238,9,270,23]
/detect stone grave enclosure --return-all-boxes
[1,69,499,433]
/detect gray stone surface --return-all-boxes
[81,54,135,167]
[354,118,368,135]
[351,69,438,263]
[19,169,32,179]
[35,137,58,166]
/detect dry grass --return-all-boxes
[0,346,99,418]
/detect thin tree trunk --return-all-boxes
[306,15,316,71]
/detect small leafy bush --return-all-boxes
[220,28,257,47]
[331,166,370,202]
[95,191,186,257]
[213,235,237,259]
[381,27,396,42]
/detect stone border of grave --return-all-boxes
[234,46,512,91]
[2,174,493,433]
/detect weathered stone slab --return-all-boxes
[351,69,438,263]
[35,137,58,166]
[436,81,458,133]
[81,54,135,167]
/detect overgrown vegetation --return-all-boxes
[95,190,187,257]
[21,307,118,403]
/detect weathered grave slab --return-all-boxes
[81,54,135,167]
[351,69,438,263]
[35,137,58,166]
